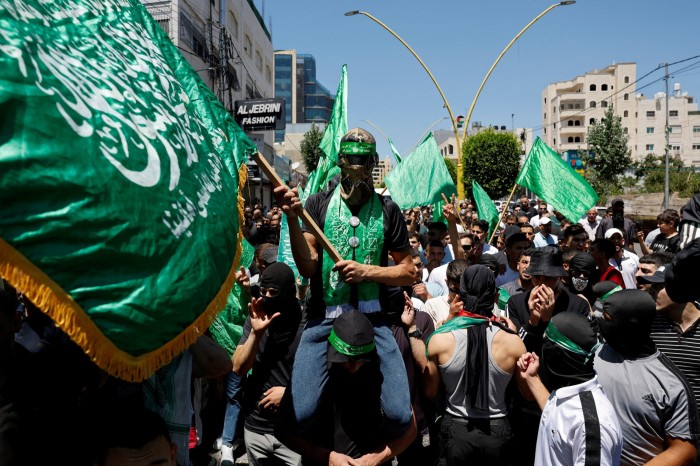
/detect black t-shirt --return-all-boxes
[506,284,590,354]
[650,233,680,255]
[302,191,410,319]
[299,361,392,466]
[240,316,304,434]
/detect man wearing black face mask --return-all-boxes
[596,198,636,253]
[564,252,598,306]
[232,262,305,466]
[516,313,622,466]
[594,289,700,465]
[273,128,414,440]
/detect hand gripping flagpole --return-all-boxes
[252,152,342,263]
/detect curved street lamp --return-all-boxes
[345,10,464,194]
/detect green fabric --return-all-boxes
[426,315,488,347]
[384,133,457,210]
[516,137,598,222]
[210,239,255,357]
[301,65,348,204]
[544,321,598,359]
[388,138,402,164]
[601,285,623,300]
[497,287,510,311]
[322,186,384,315]
[328,328,376,356]
[339,141,376,156]
[472,180,500,238]
[0,0,255,362]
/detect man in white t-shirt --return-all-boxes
[604,228,639,290]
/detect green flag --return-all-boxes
[516,137,599,222]
[472,181,500,238]
[384,132,457,210]
[388,138,402,164]
[300,65,348,204]
[0,0,256,381]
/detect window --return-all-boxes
[672,145,681,152]
[646,144,655,151]
[228,11,239,37]
[624,76,630,84]
[601,101,608,108]
[574,120,581,126]
[589,118,596,125]
[694,126,700,134]
[553,123,557,129]
[544,97,547,103]
[244,35,252,57]
[646,127,654,134]
[568,137,573,143]
[646,111,655,117]
[568,120,573,126]
[575,136,581,143]
[589,84,597,91]
[601,84,608,91]
[544,113,547,119]
[448,144,454,155]
[590,101,597,108]
[623,127,628,134]
[623,110,629,117]
[554,107,556,113]
[554,138,556,145]
[670,110,679,117]
[671,125,682,134]
[624,93,629,101]
[544,128,547,134]
[693,144,700,150]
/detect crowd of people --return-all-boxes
[2,127,700,466]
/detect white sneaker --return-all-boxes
[214,437,222,451]
[221,445,234,466]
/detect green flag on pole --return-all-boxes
[299,65,348,204]
[388,138,402,164]
[472,180,500,237]
[0,0,256,381]
[516,137,599,222]
[384,133,457,211]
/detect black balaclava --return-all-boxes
[540,312,599,391]
[597,289,656,359]
[567,252,597,304]
[458,265,496,411]
[259,262,301,342]
[338,128,378,206]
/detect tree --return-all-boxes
[632,153,700,197]
[461,129,521,199]
[299,123,324,174]
[444,157,457,186]
[582,106,632,197]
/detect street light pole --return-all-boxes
[460,1,576,196]
[663,62,670,210]
[345,10,464,198]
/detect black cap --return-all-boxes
[591,280,624,315]
[610,197,624,207]
[504,225,527,246]
[327,311,376,364]
[636,266,667,285]
[477,254,499,274]
[525,246,567,277]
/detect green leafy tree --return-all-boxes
[299,123,324,173]
[583,106,632,197]
[444,157,457,186]
[461,129,521,199]
[633,154,700,197]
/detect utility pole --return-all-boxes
[663,63,670,210]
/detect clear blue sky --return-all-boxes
[260,0,700,159]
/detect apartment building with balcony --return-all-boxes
[542,63,700,167]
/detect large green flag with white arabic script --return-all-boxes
[0,0,256,381]
[516,137,598,222]
[472,180,499,237]
[384,132,457,210]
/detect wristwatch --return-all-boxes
[408,329,423,339]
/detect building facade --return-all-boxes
[274,50,334,142]
[542,63,700,167]
[372,157,392,187]
[141,0,277,205]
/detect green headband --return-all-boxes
[339,141,376,156]
[544,321,599,360]
[329,328,376,357]
[601,285,623,301]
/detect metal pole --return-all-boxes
[345,10,463,198]
[664,62,670,210]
